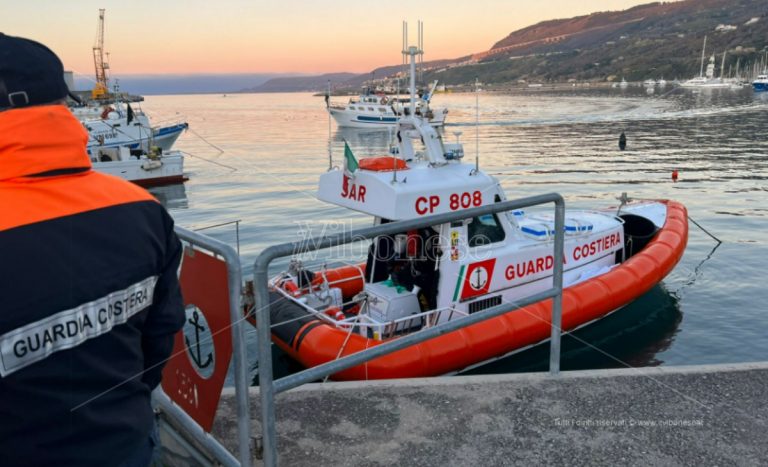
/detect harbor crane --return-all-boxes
[91,8,110,99]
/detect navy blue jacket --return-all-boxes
[0,105,185,466]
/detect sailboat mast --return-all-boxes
[720,51,726,79]
[699,35,707,77]
[409,46,417,113]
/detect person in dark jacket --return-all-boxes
[0,33,185,467]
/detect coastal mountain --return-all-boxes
[249,0,767,92]
[245,60,459,93]
[439,0,768,84]
[245,73,358,93]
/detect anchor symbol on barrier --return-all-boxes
[470,266,488,291]
[185,309,213,369]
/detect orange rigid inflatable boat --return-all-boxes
[269,200,687,380]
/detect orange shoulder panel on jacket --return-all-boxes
[0,171,157,231]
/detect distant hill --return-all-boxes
[244,73,358,93]
[430,0,768,84]
[252,0,768,92]
[245,60,468,93]
[72,73,298,95]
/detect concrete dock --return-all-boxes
[207,362,767,466]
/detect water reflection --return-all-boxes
[148,183,188,210]
[464,284,683,374]
[333,127,394,157]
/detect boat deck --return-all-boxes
[202,362,767,466]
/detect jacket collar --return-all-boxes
[0,104,91,181]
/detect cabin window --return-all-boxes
[468,214,506,247]
[368,107,374,111]
[379,107,387,112]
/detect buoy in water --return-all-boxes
[672,170,679,181]
[619,132,627,151]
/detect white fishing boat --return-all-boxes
[643,79,656,87]
[90,146,186,187]
[619,78,629,88]
[262,41,689,380]
[82,102,188,153]
[327,83,448,129]
[326,28,447,129]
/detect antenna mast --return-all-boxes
[403,32,421,115]
[327,80,332,170]
[475,78,480,174]
[92,9,110,100]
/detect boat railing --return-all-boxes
[151,114,190,129]
[328,101,348,110]
[253,193,567,466]
[271,282,468,340]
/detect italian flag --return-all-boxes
[344,141,358,174]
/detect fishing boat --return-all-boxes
[752,74,768,92]
[327,83,448,129]
[263,45,689,381]
[82,102,188,153]
[90,145,186,187]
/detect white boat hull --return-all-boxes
[86,122,188,152]
[93,151,186,187]
[329,107,448,128]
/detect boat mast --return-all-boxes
[699,35,707,78]
[327,80,332,170]
[402,21,407,98]
[475,77,480,174]
[405,41,420,115]
[419,20,424,89]
[720,51,726,79]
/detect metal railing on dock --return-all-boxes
[252,193,566,466]
[154,226,253,467]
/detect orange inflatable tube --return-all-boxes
[271,200,688,380]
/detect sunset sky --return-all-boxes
[6,0,660,76]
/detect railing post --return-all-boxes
[549,197,565,375]
[226,249,251,466]
[164,226,253,466]
[252,193,566,463]
[254,253,278,467]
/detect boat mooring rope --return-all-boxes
[180,127,239,171]
[188,127,225,154]
[688,215,722,244]
[180,150,238,172]
[323,314,362,383]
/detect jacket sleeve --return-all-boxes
[141,212,185,389]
